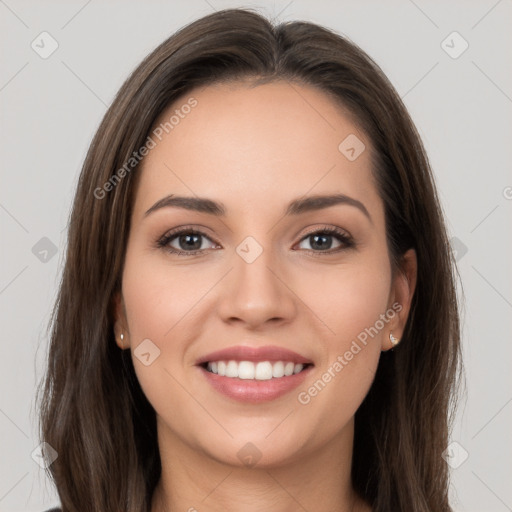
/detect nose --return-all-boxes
[216,244,297,329]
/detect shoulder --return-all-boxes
[44,508,61,512]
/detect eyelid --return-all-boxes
[156,225,220,253]
[156,224,355,256]
[298,224,352,241]
[293,225,354,253]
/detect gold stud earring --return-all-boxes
[389,332,400,346]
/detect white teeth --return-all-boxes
[272,361,285,378]
[284,362,295,376]
[238,361,255,380]
[255,361,273,380]
[225,360,238,377]
[206,360,307,380]
[217,361,226,376]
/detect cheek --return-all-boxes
[120,255,203,433]
[299,258,391,348]
[120,248,219,413]
[291,260,390,438]
[121,248,214,342]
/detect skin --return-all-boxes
[113,80,417,512]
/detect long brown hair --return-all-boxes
[38,8,463,511]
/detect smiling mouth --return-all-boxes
[200,360,313,380]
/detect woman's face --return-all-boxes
[115,80,416,468]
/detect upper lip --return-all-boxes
[196,345,314,365]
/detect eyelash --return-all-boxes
[156,225,355,257]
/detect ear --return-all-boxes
[382,248,417,351]
[112,291,130,350]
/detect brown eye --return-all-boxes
[156,226,354,257]
[296,227,354,253]
[171,232,205,252]
[157,228,218,255]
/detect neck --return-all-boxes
[151,416,369,512]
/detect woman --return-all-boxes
[39,8,463,512]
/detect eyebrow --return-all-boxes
[144,193,372,222]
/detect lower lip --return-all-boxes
[199,365,313,403]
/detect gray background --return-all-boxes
[1,1,511,511]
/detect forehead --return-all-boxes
[133,80,382,222]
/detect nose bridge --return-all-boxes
[235,238,277,289]
[217,235,296,326]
